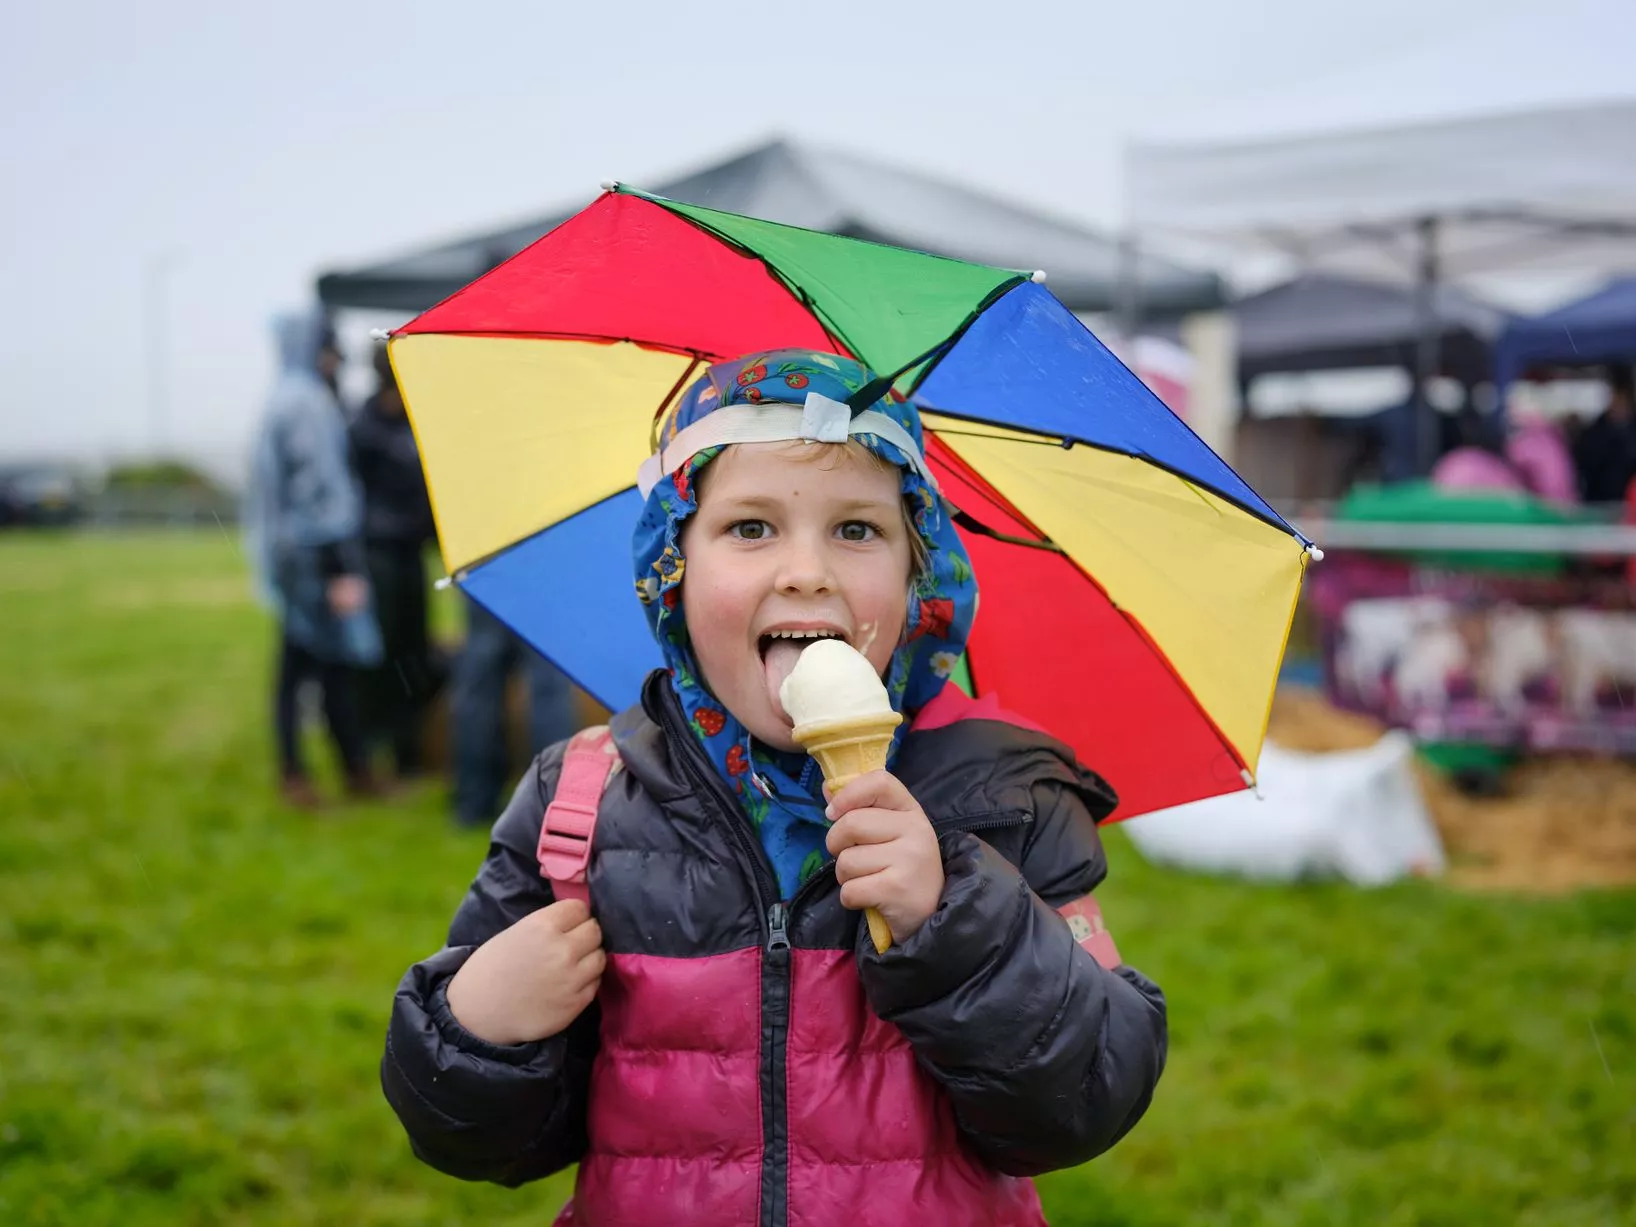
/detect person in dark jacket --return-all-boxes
[244,310,383,806]
[349,343,441,779]
[1573,366,1636,505]
[382,351,1167,1226]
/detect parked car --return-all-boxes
[0,463,86,527]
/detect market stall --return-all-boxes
[1126,98,1636,471]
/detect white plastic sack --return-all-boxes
[1121,732,1446,886]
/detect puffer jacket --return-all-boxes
[383,672,1167,1226]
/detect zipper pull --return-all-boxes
[766,902,790,953]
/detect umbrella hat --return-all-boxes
[390,184,1313,818]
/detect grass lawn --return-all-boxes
[1,530,1632,1226]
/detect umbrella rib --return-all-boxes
[926,421,1072,447]
[929,430,1064,550]
[649,356,705,452]
[848,331,969,413]
[1176,475,1227,518]
[948,507,1063,553]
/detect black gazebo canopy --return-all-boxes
[317,138,1225,317]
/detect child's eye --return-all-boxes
[837,521,883,543]
[729,520,771,541]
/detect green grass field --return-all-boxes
[1,531,1632,1226]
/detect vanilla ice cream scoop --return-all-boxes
[779,638,892,727]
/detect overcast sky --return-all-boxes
[3,0,1632,480]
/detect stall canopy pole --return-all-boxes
[1412,215,1442,474]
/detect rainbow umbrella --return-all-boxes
[388,185,1316,818]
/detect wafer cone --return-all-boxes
[792,711,903,954]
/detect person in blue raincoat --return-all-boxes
[244,310,384,806]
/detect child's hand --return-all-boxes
[326,574,369,617]
[445,899,605,1045]
[825,771,944,945]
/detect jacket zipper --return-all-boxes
[648,680,789,1226]
[939,811,1033,837]
[767,901,792,952]
[763,901,792,1227]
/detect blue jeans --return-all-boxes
[451,599,578,824]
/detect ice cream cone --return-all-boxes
[792,711,903,954]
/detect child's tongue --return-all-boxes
[763,639,806,724]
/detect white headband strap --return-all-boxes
[635,392,937,497]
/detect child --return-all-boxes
[382,349,1168,1226]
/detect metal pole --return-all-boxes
[1302,518,1636,556]
[142,248,184,460]
[1412,216,1440,474]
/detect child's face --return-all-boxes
[679,441,913,752]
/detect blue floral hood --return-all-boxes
[631,349,978,895]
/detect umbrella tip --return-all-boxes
[368,328,392,342]
[600,179,619,192]
[1030,269,1047,283]
[1240,767,1262,798]
[1306,545,1326,562]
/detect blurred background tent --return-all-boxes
[1137,274,1510,505]
[1494,276,1636,394]
[1234,273,1509,388]
[1125,98,1636,471]
[317,137,1226,317]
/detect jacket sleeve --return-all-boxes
[856,772,1167,1177]
[380,748,599,1186]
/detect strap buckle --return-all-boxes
[536,726,618,899]
[538,797,596,886]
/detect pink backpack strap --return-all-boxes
[537,725,621,905]
[912,683,1049,736]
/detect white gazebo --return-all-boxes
[1125,97,1636,469]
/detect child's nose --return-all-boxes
[776,536,836,595]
